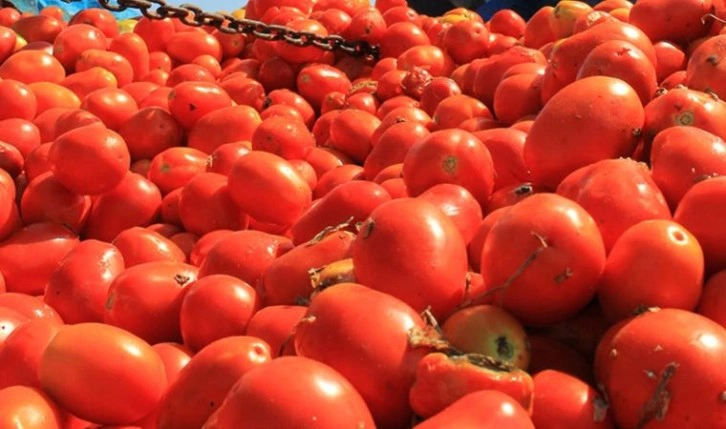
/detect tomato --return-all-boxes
[481,193,606,326]
[245,305,306,358]
[53,108,103,139]
[133,17,175,52]
[81,87,139,132]
[402,129,495,209]
[674,176,726,274]
[28,81,82,113]
[630,0,712,44]
[525,76,644,190]
[19,171,90,233]
[187,230,234,268]
[0,386,63,428]
[0,50,66,84]
[294,283,428,428]
[69,8,119,38]
[0,141,24,179]
[12,15,64,44]
[442,19,489,65]
[364,121,430,181]
[416,389,534,429]
[187,105,260,155]
[0,7,20,27]
[152,342,192,386]
[122,81,159,105]
[296,63,352,110]
[379,21,430,59]
[556,158,672,252]
[0,79,37,121]
[179,274,260,352]
[23,143,53,183]
[168,81,233,131]
[227,151,312,227]
[83,172,162,242]
[119,107,184,161]
[48,124,130,195]
[249,116,314,161]
[653,40,687,84]
[0,306,30,347]
[39,323,166,425]
[418,183,483,245]
[178,172,250,236]
[147,147,208,195]
[0,319,60,390]
[206,142,251,176]
[353,198,468,319]
[409,351,534,418]
[596,308,726,428]
[0,172,19,243]
[165,30,222,64]
[75,49,134,88]
[157,336,271,429]
[109,32,150,83]
[52,24,107,71]
[531,370,614,429]
[198,229,293,287]
[698,270,726,327]
[111,227,186,267]
[0,222,78,295]
[492,72,544,126]
[104,261,198,345]
[166,63,215,87]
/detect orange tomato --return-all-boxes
[0,50,66,84]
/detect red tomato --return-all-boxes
[133,17,175,52]
[20,171,90,232]
[83,172,162,242]
[0,141,24,179]
[596,308,726,428]
[379,21,430,59]
[212,356,375,429]
[206,142,251,176]
[250,116,314,161]
[0,50,66,84]
[168,81,233,130]
[147,147,209,195]
[118,107,184,161]
[417,183,483,244]
[0,292,62,325]
[0,386,63,428]
[104,261,198,345]
[364,121,430,181]
[111,227,186,267]
[630,0,712,44]
[187,229,234,267]
[403,129,496,209]
[165,30,223,64]
[0,319,61,389]
[0,79,37,121]
[353,198,468,320]
[698,270,726,327]
[0,222,78,295]
[157,336,271,429]
[294,283,428,428]
[480,193,606,326]
[53,108,103,139]
[81,87,139,132]
[75,49,133,88]
[12,15,64,45]
[0,306,30,347]
[39,323,166,425]
[48,124,130,195]
[187,105,260,155]
[69,8,119,38]
[531,370,614,429]
[296,63,352,110]
[52,24,107,71]
[227,151,312,227]
[179,274,260,352]
[109,32,150,83]
[245,305,307,357]
[177,172,250,236]
[416,390,535,429]
[152,342,192,386]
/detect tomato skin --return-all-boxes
[0,79,37,121]
[48,124,131,196]
[69,8,119,38]
[81,88,139,132]
[165,30,223,64]
[296,63,352,110]
[596,309,726,428]
[0,222,78,296]
[364,121,430,181]
[0,50,66,84]
[133,17,175,52]
[209,356,373,429]
[227,151,312,227]
[39,323,167,425]
[52,24,107,72]
[178,172,250,236]
[416,390,535,429]
[418,183,483,245]
[294,283,429,429]
[0,293,62,325]
[157,336,271,429]
[20,171,91,234]
[167,81,233,131]
[0,385,63,429]
[480,193,606,327]
[109,32,150,84]
[409,352,534,418]
[179,274,260,352]
[53,109,103,139]
[104,261,198,345]
[630,0,712,45]
[531,370,614,429]
[44,239,124,324]
[251,116,314,161]
[152,342,192,387]
[245,305,307,358]
[83,172,162,243]
[290,180,391,245]
[0,319,61,390]
[119,107,184,162]
[473,128,530,191]
[403,129,496,209]
[524,76,644,190]
[188,105,261,155]
[556,158,672,252]
[75,49,133,88]
[111,227,186,267]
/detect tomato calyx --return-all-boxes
[308,258,356,295]
[637,361,679,428]
[173,273,193,286]
[306,216,355,246]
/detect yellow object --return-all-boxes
[118,19,138,34]
[231,7,246,20]
[14,35,27,52]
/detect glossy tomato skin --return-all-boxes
[39,323,167,425]
[187,105,261,155]
[480,193,606,326]
[0,319,61,389]
[418,183,483,245]
[168,81,233,130]
[104,261,198,345]
[0,222,79,296]
[210,356,373,429]
[111,226,186,267]
[118,107,183,162]
[157,336,272,429]
[294,283,429,429]
[415,390,535,429]
[0,293,62,324]
[596,309,726,428]
[147,147,209,195]
[44,239,124,324]
[177,172,250,236]
[245,305,307,358]
[20,171,91,234]
[0,385,63,428]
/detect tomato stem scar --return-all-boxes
[637,361,679,428]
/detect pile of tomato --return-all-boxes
[0,0,724,427]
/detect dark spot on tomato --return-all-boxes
[189,103,197,111]
[442,155,457,174]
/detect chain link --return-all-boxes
[59,0,380,60]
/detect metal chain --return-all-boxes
[60,0,380,60]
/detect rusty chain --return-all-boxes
[60,0,380,60]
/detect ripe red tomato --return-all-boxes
[157,336,272,429]
[0,386,63,428]
[111,227,186,267]
[118,107,184,162]
[152,342,192,387]
[418,183,483,245]
[480,193,606,326]
[147,147,209,195]
[179,274,260,352]
[19,171,90,233]
[75,49,133,88]
[0,50,66,84]
[104,261,198,345]
[245,305,307,357]
[596,308,726,428]
[133,17,175,52]
[52,24,107,71]
[211,356,374,428]
[531,370,614,428]
[168,81,233,131]
[0,319,61,390]
[250,115,314,161]
[0,79,37,121]
[416,390,535,429]
[69,8,119,38]
[187,105,261,155]
[294,283,429,428]
[39,323,167,425]
[81,87,139,132]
